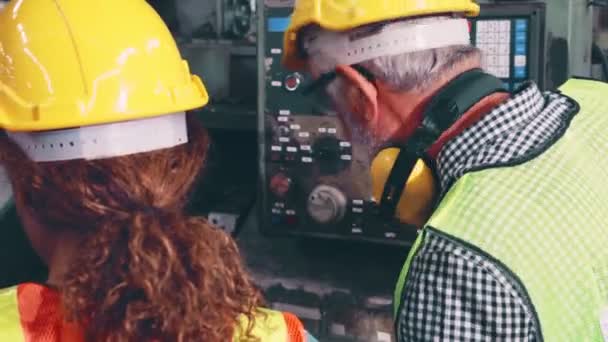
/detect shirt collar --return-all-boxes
[436,81,570,196]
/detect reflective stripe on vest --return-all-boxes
[234,308,290,342]
[0,283,306,342]
[395,79,608,341]
[0,287,24,341]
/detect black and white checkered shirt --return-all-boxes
[396,82,577,341]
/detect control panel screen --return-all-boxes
[260,1,545,246]
[471,18,531,91]
[268,17,291,32]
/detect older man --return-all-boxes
[282,0,608,341]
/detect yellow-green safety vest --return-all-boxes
[0,283,303,341]
[395,78,608,341]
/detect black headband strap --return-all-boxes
[379,69,508,220]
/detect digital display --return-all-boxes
[476,19,512,78]
[472,17,530,91]
[268,17,291,33]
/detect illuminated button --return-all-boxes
[339,141,353,156]
[515,19,528,32]
[377,332,392,342]
[284,73,302,92]
[515,31,527,44]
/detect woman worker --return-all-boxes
[0,0,315,341]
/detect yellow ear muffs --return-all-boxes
[368,69,510,228]
[371,147,437,228]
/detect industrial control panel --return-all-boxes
[258,1,547,246]
[473,2,546,91]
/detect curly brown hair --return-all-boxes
[0,115,263,341]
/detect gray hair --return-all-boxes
[302,16,480,100]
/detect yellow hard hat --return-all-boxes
[0,0,209,132]
[371,148,436,228]
[283,0,480,70]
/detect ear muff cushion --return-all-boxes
[369,70,507,227]
[371,148,436,227]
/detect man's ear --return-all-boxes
[335,65,379,126]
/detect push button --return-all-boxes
[284,73,302,92]
[285,215,299,226]
[270,172,292,198]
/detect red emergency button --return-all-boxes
[270,172,292,198]
[284,73,302,92]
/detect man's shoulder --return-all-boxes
[414,229,513,284]
[397,229,537,341]
[559,77,608,100]
[0,285,17,293]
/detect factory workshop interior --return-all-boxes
[0,0,607,341]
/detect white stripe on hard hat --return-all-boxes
[7,112,188,162]
[303,18,471,68]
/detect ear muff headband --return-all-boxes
[378,69,508,220]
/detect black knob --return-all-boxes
[313,136,340,161]
[312,136,348,174]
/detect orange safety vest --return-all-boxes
[0,283,308,341]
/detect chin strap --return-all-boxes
[378,69,508,219]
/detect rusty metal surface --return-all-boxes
[238,213,410,342]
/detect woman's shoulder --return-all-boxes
[235,308,318,341]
